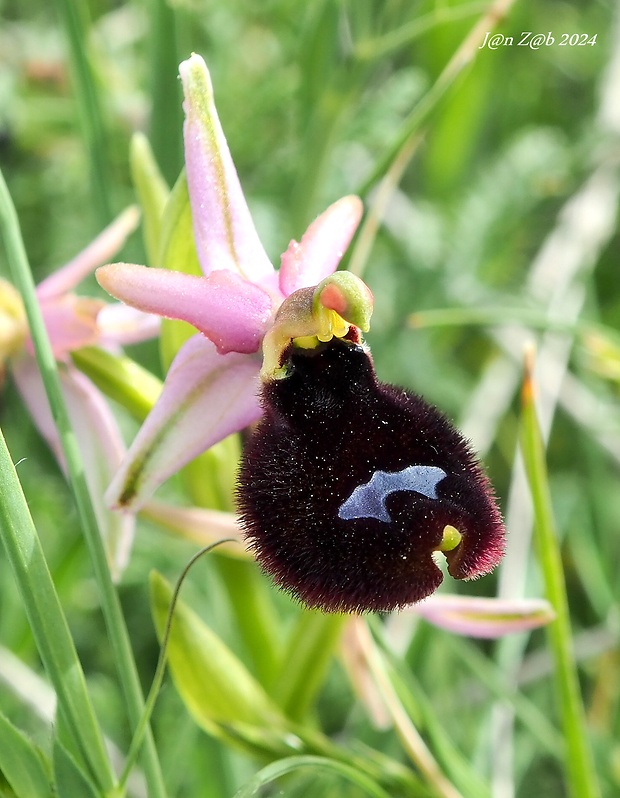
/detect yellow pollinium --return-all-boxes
[293,308,349,350]
[315,307,349,342]
[437,524,462,552]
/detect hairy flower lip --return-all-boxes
[238,337,506,613]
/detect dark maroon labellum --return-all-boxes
[237,338,506,613]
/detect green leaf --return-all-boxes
[275,611,346,722]
[232,755,393,798]
[51,0,112,223]
[519,351,601,798]
[0,711,52,798]
[158,170,203,371]
[149,571,287,735]
[130,132,170,267]
[0,426,113,792]
[52,738,100,798]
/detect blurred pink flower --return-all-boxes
[2,207,159,577]
[97,53,364,511]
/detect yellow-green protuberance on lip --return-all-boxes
[437,524,462,553]
[260,272,374,380]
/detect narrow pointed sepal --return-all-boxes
[413,594,555,638]
[179,53,275,284]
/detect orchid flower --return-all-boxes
[97,55,508,612]
[0,207,160,577]
[97,53,364,511]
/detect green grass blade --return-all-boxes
[519,349,601,798]
[356,0,520,197]
[0,709,53,798]
[0,168,168,798]
[146,0,184,185]
[53,736,100,798]
[275,611,346,722]
[0,427,115,793]
[51,0,113,223]
[354,618,464,798]
[232,755,394,798]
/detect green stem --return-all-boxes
[118,541,235,793]
[519,351,601,798]
[0,169,168,798]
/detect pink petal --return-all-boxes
[279,196,363,297]
[412,594,555,639]
[140,500,249,559]
[11,357,135,579]
[11,356,65,465]
[37,206,140,300]
[97,303,161,346]
[179,54,275,285]
[106,335,262,511]
[31,295,105,359]
[97,263,274,354]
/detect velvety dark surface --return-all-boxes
[237,338,505,613]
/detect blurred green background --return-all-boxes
[1,1,619,796]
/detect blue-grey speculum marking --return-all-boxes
[338,465,448,523]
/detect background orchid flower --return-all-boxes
[1,206,159,577]
[97,53,364,511]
